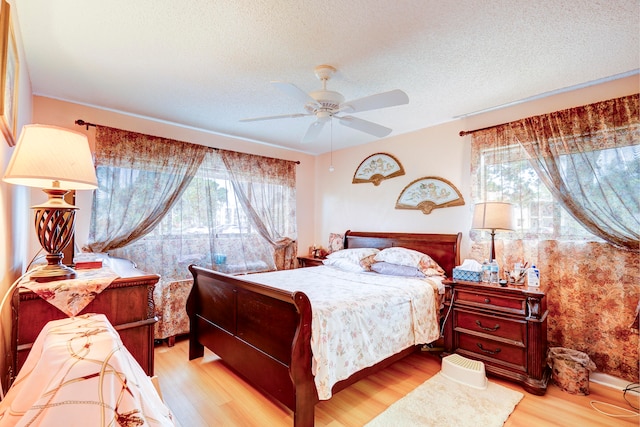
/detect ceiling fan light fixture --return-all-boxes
[309,89,344,108]
[241,65,409,144]
[316,111,332,121]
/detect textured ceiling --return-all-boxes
[15,0,640,154]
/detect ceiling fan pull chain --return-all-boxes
[329,119,334,172]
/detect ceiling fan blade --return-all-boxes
[338,116,392,138]
[272,81,320,107]
[239,113,309,122]
[301,119,326,143]
[340,89,409,114]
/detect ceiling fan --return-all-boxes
[240,65,409,143]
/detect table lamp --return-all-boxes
[472,202,514,262]
[3,124,98,282]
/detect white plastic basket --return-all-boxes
[440,354,488,389]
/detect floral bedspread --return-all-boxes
[19,267,120,317]
[0,314,175,426]
[248,266,442,400]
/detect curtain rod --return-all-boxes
[74,119,301,164]
[459,124,499,137]
[458,70,640,137]
[75,119,96,130]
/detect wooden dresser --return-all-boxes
[443,279,550,395]
[11,256,159,383]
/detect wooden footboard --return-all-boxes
[186,265,317,427]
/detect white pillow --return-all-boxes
[323,248,380,272]
[322,257,366,272]
[374,247,445,276]
[325,248,380,263]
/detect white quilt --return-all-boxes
[247,266,442,400]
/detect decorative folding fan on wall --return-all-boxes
[352,153,405,186]
[395,176,465,214]
[240,65,409,143]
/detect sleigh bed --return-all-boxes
[186,230,461,427]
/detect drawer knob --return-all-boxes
[484,297,491,304]
[475,320,500,332]
[476,343,501,355]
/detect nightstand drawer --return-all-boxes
[458,333,526,371]
[454,309,526,344]
[455,289,526,315]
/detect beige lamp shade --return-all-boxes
[472,202,514,262]
[472,202,515,231]
[3,124,97,190]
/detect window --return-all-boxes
[109,152,288,279]
[148,175,247,238]
[473,105,640,246]
[88,126,298,281]
[475,141,610,241]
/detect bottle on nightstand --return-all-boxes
[489,259,499,284]
[481,260,490,283]
[527,265,540,287]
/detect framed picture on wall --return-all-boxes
[0,0,18,146]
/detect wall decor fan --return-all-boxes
[240,65,409,143]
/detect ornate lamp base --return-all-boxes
[29,255,76,283]
[30,187,78,283]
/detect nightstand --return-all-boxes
[12,256,158,381]
[297,256,325,268]
[442,279,550,395]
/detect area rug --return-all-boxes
[365,372,524,427]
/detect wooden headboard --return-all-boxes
[343,230,461,277]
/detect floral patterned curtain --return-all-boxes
[513,94,639,252]
[84,126,208,253]
[469,94,639,383]
[220,150,298,270]
[85,126,298,282]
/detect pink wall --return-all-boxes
[0,0,33,393]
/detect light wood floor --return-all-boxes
[154,338,639,427]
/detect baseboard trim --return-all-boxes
[590,372,639,395]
